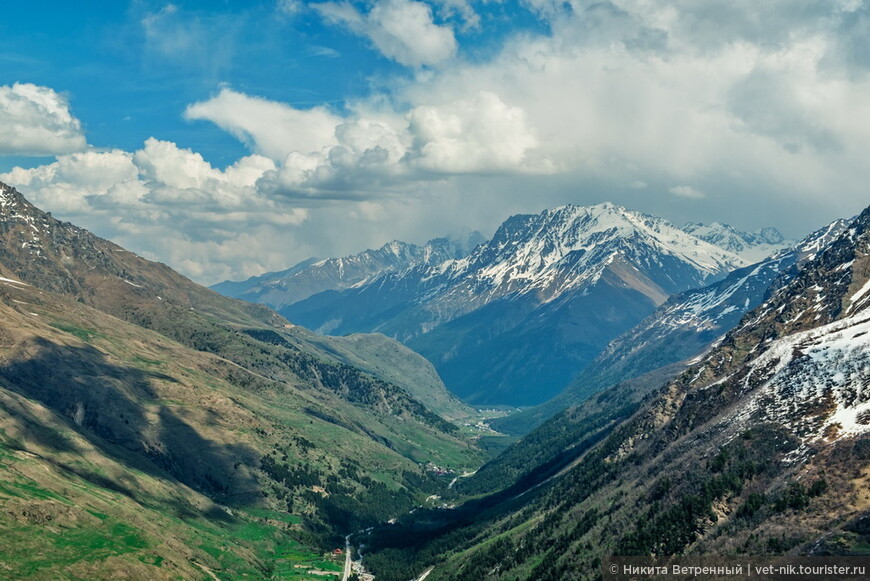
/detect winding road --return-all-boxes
[341,535,352,581]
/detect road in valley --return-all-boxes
[341,535,352,581]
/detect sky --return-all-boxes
[1,1,869,284]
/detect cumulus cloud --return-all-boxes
[186,87,544,200]
[185,88,341,160]
[0,83,87,156]
[313,0,457,67]
[669,185,705,199]
[7,1,870,284]
[0,140,313,283]
[407,91,545,173]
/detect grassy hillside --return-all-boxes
[0,247,482,578]
[295,330,474,421]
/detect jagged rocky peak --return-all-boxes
[0,181,79,262]
[372,239,413,258]
[492,202,665,243]
[467,202,749,289]
[682,220,792,261]
[756,226,786,244]
[793,217,853,263]
[0,180,46,218]
[739,207,870,338]
[1,180,35,217]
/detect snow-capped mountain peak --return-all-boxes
[682,220,793,262]
[211,233,481,310]
[280,202,756,406]
[447,203,749,302]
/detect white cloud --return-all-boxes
[0,83,87,156]
[277,0,302,16]
[186,87,545,201]
[185,88,341,160]
[313,0,457,67]
[407,91,545,173]
[385,0,870,228]
[7,1,870,285]
[669,185,705,199]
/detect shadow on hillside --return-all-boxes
[0,337,261,507]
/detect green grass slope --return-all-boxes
[295,330,474,421]
[0,260,481,578]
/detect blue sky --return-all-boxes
[0,0,543,168]
[2,1,869,283]
[1,1,411,165]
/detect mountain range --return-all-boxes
[682,221,792,262]
[221,204,789,407]
[362,202,870,581]
[5,176,866,581]
[212,233,484,312]
[495,216,849,434]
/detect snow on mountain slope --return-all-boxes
[356,203,752,332]
[212,234,483,310]
[285,203,752,343]
[728,308,870,444]
[496,216,853,434]
[658,202,870,450]
[441,203,749,302]
[0,181,59,260]
[284,203,751,406]
[682,221,793,263]
[650,218,850,336]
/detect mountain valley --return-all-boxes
[3,178,869,581]
[270,204,756,406]
[359,204,870,580]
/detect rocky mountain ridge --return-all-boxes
[363,203,870,580]
[496,216,851,433]
[212,233,484,311]
[283,202,751,405]
[682,221,792,262]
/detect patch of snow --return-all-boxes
[0,276,29,286]
[724,310,870,443]
[849,278,870,308]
